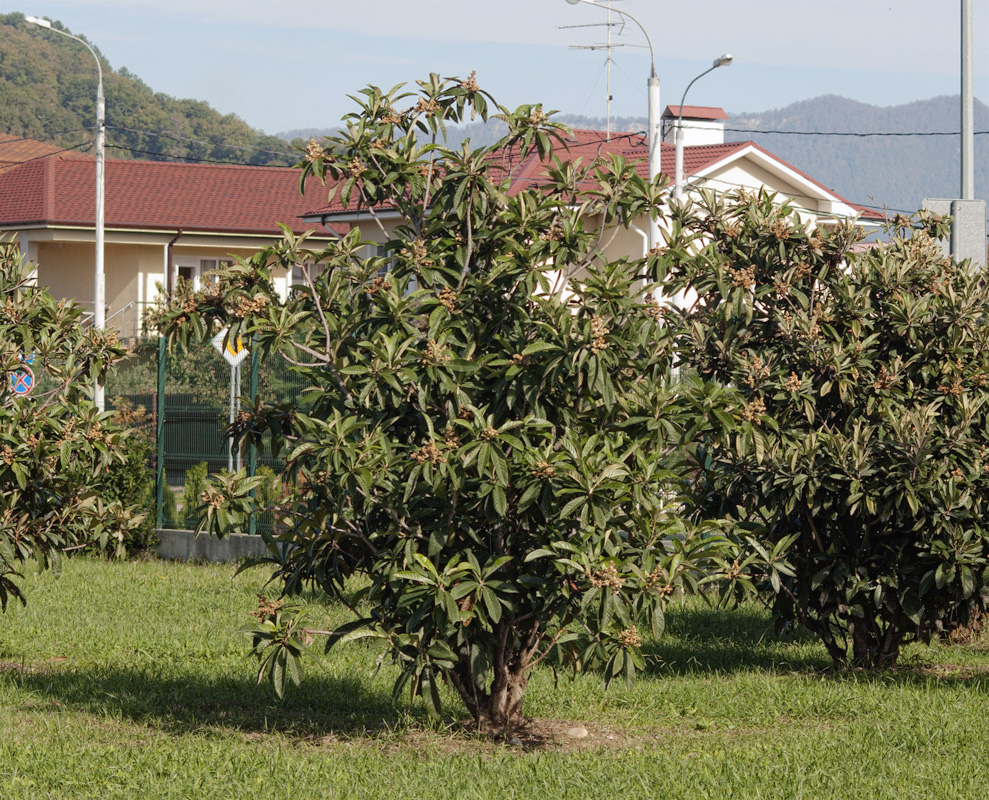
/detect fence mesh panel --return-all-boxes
[106,338,311,534]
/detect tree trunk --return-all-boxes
[476,662,528,732]
[851,616,903,669]
[448,659,529,733]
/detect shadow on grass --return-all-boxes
[642,603,830,676]
[5,664,436,741]
[643,604,989,692]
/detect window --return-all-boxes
[175,257,232,291]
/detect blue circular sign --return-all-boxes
[10,366,34,396]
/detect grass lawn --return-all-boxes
[0,556,987,799]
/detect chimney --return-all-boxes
[661,105,728,147]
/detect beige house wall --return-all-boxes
[12,229,318,337]
[36,241,94,307]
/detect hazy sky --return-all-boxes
[8,0,988,136]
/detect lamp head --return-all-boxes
[714,54,733,68]
[24,15,52,28]
[566,0,582,4]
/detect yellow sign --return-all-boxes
[211,329,250,367]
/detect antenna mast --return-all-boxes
[561,0,627,141]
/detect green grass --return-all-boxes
[1,557,988,799]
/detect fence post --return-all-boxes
[155,336,166,529]
[247,340,259,536]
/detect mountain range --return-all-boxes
[726,95,988,215]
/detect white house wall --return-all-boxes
[698,162,830,223]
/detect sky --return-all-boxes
[6,0,988,136]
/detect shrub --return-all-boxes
[0,243,144,608]
[666,192,989,669]
[161,75,728,730]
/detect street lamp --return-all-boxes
[565,0,661,251]
[674,54,733,203]
[25,15,106,412]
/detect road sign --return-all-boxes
[10,366,34,397]
[211,329,249,367]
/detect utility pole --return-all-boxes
[961,0,974,200]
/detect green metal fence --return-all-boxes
[106,337,310,535]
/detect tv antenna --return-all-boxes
[560,0,637,141]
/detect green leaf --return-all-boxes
[491,485,507,517]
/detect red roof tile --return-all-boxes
[0,133,87,170]
[662,106,728,121]
[0,154,334,236]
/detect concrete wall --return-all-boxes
[155,529,273,563]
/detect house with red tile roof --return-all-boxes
[0,148,336,337]
[304,114,882,267]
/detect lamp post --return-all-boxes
[25,15,106,412]
[961,0,973,200]
[674,54,732,204]
[565,0,661,251]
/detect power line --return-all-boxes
[104,142,294,166]
[720,125,989,138]
[105,125,296,159]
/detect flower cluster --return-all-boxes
[643,298,663,322]
[411,441,446,465]
[591,314,610,354]
[421,339,451,366]
[304,138,324,163]
[937,377,963,397]
[740,397,766,423]
[531,461,555,480]
[346,157,366,179]
[437,286,458,311]
[742,354,770,389]
[250,594,284,623]
[616,626,642,649]
[364,276,392,296]
[730,265,756,289]
[541,222,564,242]
[401,238,434,268]
[588,564,624,593]
[443,426,461,450]
[873,366,894,391]
[411,97,441,117]
[769,218,791,240]
[230,294,269,319]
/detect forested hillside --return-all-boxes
[0,12,296,166]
